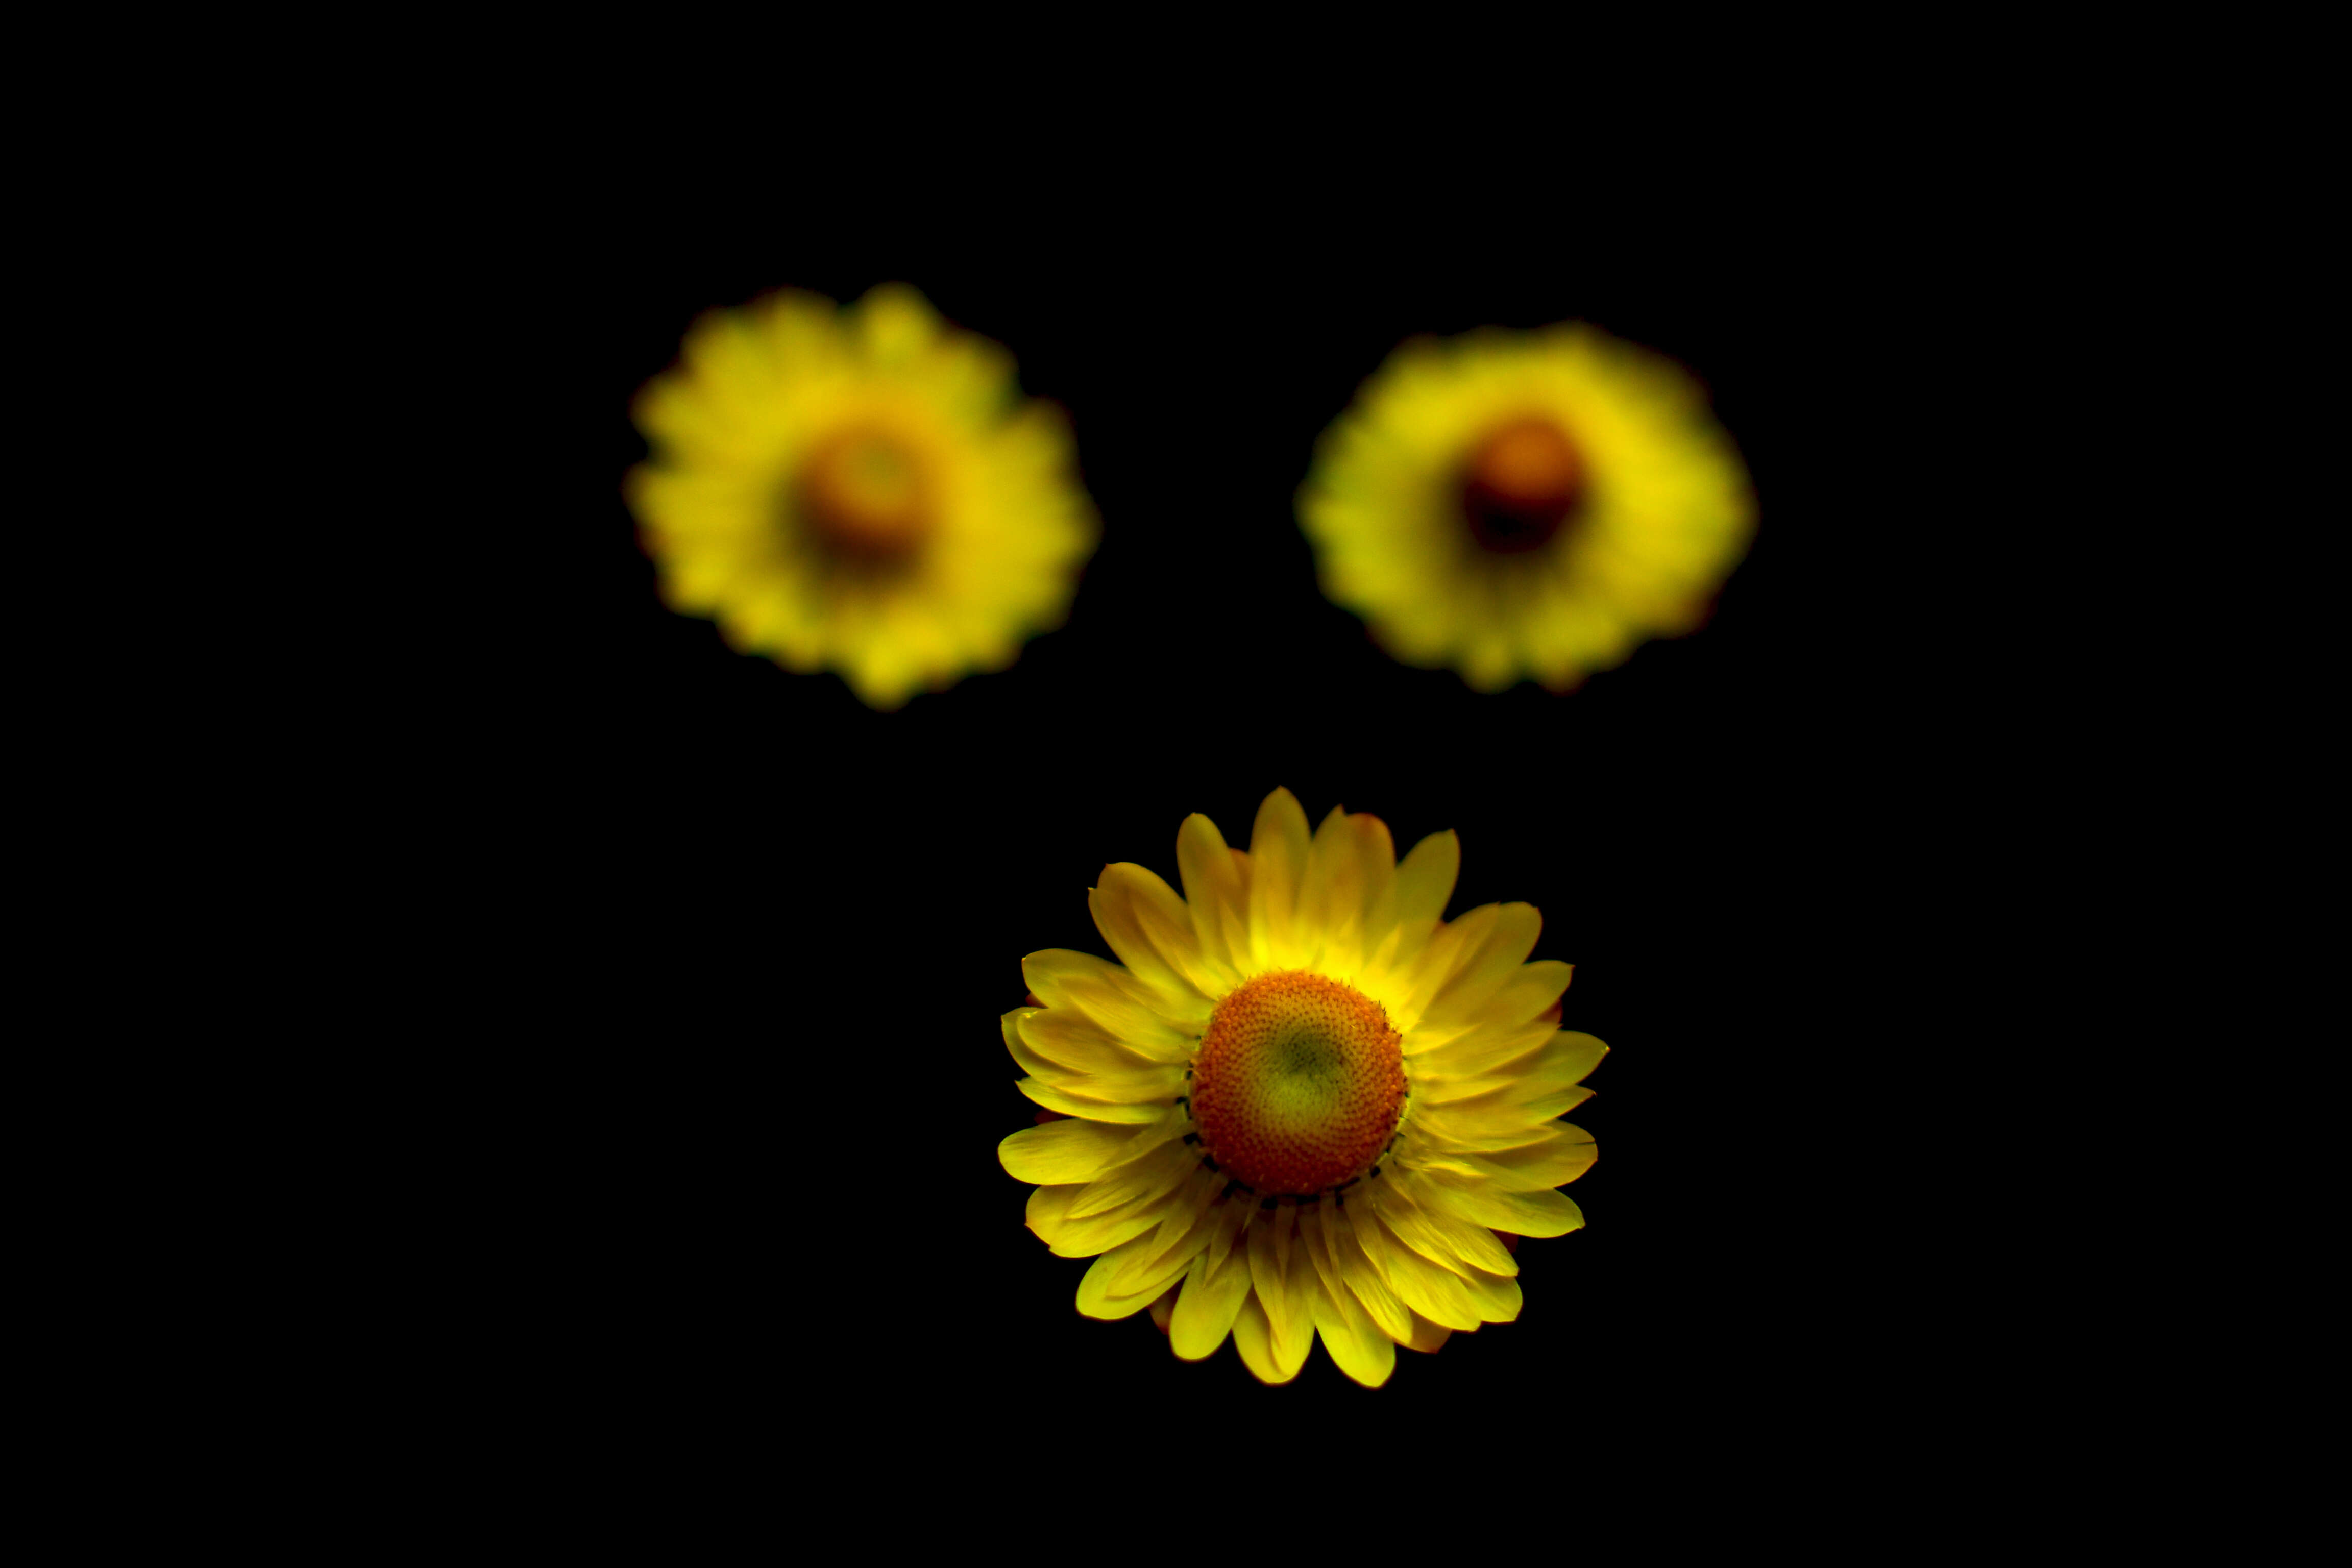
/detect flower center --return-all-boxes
[1461,415,1585,554]
[799,427,932,559]
[1190,971,1405,1196]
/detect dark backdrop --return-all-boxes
[512,190,1868,1456]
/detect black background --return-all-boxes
[511,184,1875,1457]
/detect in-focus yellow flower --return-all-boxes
[1299,323,1754,693]
[625,284,1097,709]
[997,789,1604,1388]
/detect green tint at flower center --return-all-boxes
[1190,971,1405,1195]
[1256,1027,1349,1124]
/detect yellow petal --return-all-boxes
[1021,949,1206,1043]
[1090,864,1223,1010]
[1302,805,1368,976]
[1012,1079,1160,1123]
[1417,1030,1606,1105]
[1359,1209,1483,1330]
[1066,1129,1195,1218]
[1350,812,1402,960]
[1046,1190,1170,1259]
[998,1117,1148,1185]
[1479,960,1576,1030]
[1025,1183,1083,1247]
[1113,860,1232,998]
[1095,1221,1214,1312]
[1076,1233,1170,1320]
[1393,829,1459,928]
[1407,1091,1595,1149]
[1017,1008,1171,1076]
[1302,1212,1398,1387]
[1431,1125,1598,1191]
[848,281,939,366]
[1419,903,1544,1028]
[1416,1170,1588,1237]
[1400,1309,1453,1355]
[1369,1180,1520,1277]
[1245,788,1311,968]
[1331,1204,1416,1345]
[1467,1268,1524,1324]
[1230,1290,1294,1385]
[1174,812,1247,975]
[1000,1009,1059,1079]
[1246,1206,1314,1375]
[1389,902,1498,1026]
[1310,1277,1398,1388]
[1168,1230,1253,1361]
[1406,1014,1557,1075]
[1027,1063,1186,1105]
[1109,1173,1219,1295]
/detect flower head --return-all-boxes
[1300,322,1754,693]
[998,789,1604,1387]
[626,284,1097,708]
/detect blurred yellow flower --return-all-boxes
[998,789,1603,1388]
[625,284,1097,708]
[1299,323,1754,693]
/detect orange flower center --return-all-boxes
[1191,971,1405,1196]
[1461,415,1585,554]
[799,427,932,559]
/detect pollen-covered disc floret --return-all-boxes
[1193,972,1404,1196]
[996,789,1609,1390]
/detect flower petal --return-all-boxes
[1386,902,1498,1027]
[1245,788,1312,969]
[1066,1128,1195,1218]
[1076,1233,1169,1320]
[1092,864,1226,1009]
[1357,1209,1481,1331]
[1478,960,1576,1030]
[1303,1211,1397,1388]
[1109,1170,1219,1291]
[1393,829,1459,928]
[1408,1015,1562,1080]
[1021,949,1206,1043]
[1017,1008,1175,1076]
[1230,1290,1295,1385]
[1246,1206,1315,1375]
[1419,903,1544,1028]
[1030,1062,1186,1105]
[1350,813,1402,964]
[1407,1091,1594,1149]
[1430,1125,1598,1191]
[1096,1211,1216,1311]
[1046,1188,1171,1259]
[1369,1179,1520,1277]
[1000,1010,1061,1080]
[1024,1183,1082,1247]
[1303,806,1369,977]
[1014,1078,1166,1123]
[1416,1030,1607,1107]
[1400,1310,1453,1355]
[1332,1204,1416,1346]
[1168,1221,1253,1361]
[1415,1169,1588,1238]
[998,1117,1150,1186]
[1175,812,1249,977]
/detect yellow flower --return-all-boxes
[997,789,1604,1388]
[1298,322,1755,693]
[624,284,1097,709]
